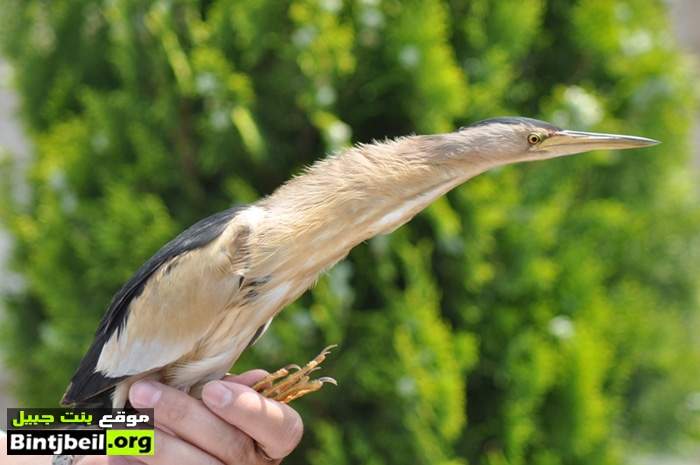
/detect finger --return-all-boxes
[139,429,224,465]
[202,380,303,460]
[129,381,261,464]
[223,369,270,387]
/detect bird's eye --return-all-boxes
[527,133,543,145]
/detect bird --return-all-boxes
[60,117,658,409]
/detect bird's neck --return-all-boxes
[254,135,489,277]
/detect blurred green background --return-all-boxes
[1,0,699,464]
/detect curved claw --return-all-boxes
[321,344,339,354]
[256,344,340,403]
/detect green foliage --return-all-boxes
[1,0,699,463]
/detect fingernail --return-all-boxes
[203,381,232,408]
[130,381,162,408]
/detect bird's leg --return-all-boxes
[252,345,337,403]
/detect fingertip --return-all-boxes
[202,380,233,409]
[201,381,304,459]
[261,403,304,459]
[222,369,270,387]
[129,380,163,408]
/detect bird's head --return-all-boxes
[451,117,659,168]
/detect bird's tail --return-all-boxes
[60,384,115,409]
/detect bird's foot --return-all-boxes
[252,345,338,403]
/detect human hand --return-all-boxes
[111,369,303,465]
[5,370,304,465]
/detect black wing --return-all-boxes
[61,205,246,406]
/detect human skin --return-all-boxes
[1,370,303,464]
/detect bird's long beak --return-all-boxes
[540,130,660,156]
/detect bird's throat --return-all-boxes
[256,135,487,281]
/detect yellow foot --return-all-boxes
[252,345,338,403]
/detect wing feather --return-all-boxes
[61,206,247,406]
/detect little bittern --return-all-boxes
[61,117,658,408]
